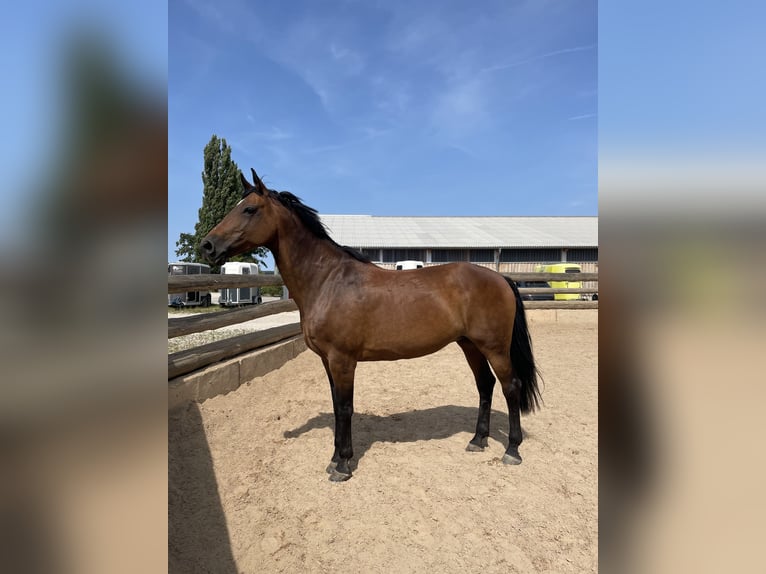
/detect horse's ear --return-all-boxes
[250,168,267,195]
[240,172,253,190]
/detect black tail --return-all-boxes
[504,277,543,413]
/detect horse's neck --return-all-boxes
[269,217,346,310]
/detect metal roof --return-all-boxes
[320,215,598,249]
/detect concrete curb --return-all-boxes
[168,334,307,410]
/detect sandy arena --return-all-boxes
[169,311,597,573]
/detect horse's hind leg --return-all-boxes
[500,372,524,464]
[458,339,496,452]
[483,350,524,465]
[490,355,523,464]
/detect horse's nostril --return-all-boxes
[201,240,213,253]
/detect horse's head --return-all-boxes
[200,168,279,265]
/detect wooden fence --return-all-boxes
[168,271,598,379]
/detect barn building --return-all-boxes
[321,215,598,273]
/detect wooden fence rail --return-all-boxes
[168,299,298,338]
[169,323,303,379]
[168,271,600,294]
[502,272,599,282]
[518,288,596,295]
[168,273,285,293]
[524,301,598,309]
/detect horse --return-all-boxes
[201,169,542,482]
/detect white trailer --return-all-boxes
[219,262,263,306]
[395,260,424,270]
[168,262,212,307]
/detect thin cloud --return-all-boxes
[182,0,228,30]
[304,125,392,155]
[329,42,365,75]
[248,126,294,141]
[481,44,597,74]
[568,113,597,121]
[431,77,489,138]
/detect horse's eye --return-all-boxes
[243,206,258,215]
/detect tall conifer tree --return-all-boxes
[175,135,265,270]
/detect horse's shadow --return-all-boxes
[284,405,528,470]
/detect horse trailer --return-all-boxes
[535,263,587,301]
[168,262,212,307]
[219,262,263,306]
[395,260,424,270]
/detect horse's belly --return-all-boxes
[357,322,460,361]
[358,342,453,361]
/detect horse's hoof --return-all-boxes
[502,452,522,465]
[326,461,338,474]
[328,469,352,482]
[466,437,488,452]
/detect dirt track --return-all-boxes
[169,313,597,573]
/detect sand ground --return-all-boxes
[169,314,597,573]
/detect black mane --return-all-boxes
[251,187,371,264]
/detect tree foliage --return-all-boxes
[175,135,267,271]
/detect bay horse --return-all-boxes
[202,169,542,482]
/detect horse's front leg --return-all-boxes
[321,357,341,473]
[324,355,357,482]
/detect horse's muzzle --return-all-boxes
[200,237,226,265]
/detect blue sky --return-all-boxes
[170,0,597,265]
[2,2,763,266]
